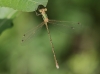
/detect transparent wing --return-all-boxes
[48,20,82,34]
[21,22,44,44]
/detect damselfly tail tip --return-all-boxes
[56,64,59,69]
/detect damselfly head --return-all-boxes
[37,5,47,13]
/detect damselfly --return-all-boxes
[22,7,81,69]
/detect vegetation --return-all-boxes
[0,0,100,74]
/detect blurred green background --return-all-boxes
[0,0,100,74]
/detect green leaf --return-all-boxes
[0,7,17,19]
[0,0,48,12]
[0,19,13,35]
